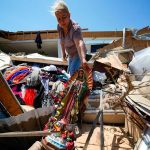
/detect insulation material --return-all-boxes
[129,47,150,80]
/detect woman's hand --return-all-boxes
[81,59,87,68]
[62,53,67,61]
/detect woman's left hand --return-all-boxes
[81,59,87,68]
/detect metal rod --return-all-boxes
[100,90,104,150]
[83,111,102,150]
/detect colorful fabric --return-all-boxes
[44,64,93,131]
[23,88,36,106]
[42,64,93,150]
[6,66,30,81]
[11,85,22,99]
[10,69,30,84]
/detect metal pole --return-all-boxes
[100,90,104,150]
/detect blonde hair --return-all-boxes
[51,0,69,15]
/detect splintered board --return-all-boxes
[0,71,24,116]
[93,60,123,84]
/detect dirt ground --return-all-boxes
[29,124,135,150]
[75,124,135,150]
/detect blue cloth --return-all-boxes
[68,54,81,76]
[9,69,30,83]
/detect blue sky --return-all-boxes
[0,0,150,32]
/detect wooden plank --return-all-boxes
[125,107,144,142]
[10,55,68,66]
[83,110,125,124]
[0,131,51,138]
[127,95,150,114]
[98,36,150,52]
[0,106,54,134]
[7,30,132,41]
[0,71,24,116]
[136,26,150,35]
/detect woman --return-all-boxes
[52,0,87,76]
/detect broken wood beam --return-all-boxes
[0,131,52,138]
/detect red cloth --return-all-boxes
[66,141,74,150]
[68,131,75,140]
[23,88,36,106]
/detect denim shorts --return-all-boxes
[68,54,81,76]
